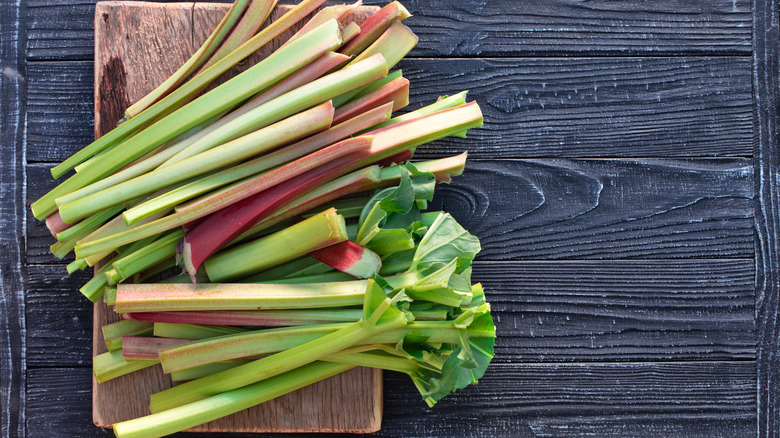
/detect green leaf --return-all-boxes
[410,212,481,273]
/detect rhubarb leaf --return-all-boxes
[409,212,480,273]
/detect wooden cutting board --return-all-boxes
[91,1,382,432]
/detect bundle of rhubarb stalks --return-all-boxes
[32,0,495,436]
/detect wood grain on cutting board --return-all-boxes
[92,1,382,432]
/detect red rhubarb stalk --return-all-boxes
[309,240,381,278]
[179,137,375,275]
[122,337,192,360]
[45,211,71,237]
[196,0,278,72]
[332,76,409,124]
[339,1,411,57]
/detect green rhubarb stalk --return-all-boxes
[196,0,278,72]
[123,0,252,119]
[104,286,117,305]
[59,70,342,225]
[345,20,417,70]
[80,257,115,302]
[147,278,410,412]
[106,230,184,286]
[32,17,341,219]
[158,323,350,373]
[115,281,366,314]
[132,257,178,283]
[113,362,353,438]
[66,258,88,274]
[47,0,326,181]
[152,52,350,173]
[203,208,348,281]
[331,68,402,108]
[60,101,334,223]
[93,349,158,383]
[102,320,154,352]
[170,362,244,382]
[123,102,393,224]
[264,271,355,284]
[372,91,469,135]
[123,308,363,327]
[152,53,388,167]
[239,255,333,282]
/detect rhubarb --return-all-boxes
[46,0,327,181]
[32,18,342,219]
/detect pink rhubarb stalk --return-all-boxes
[122,308,363,326]
[332,76,409,124]
[283,1,363,48]
[122,337,192,360]
[179,137,375,276]
[309,240,381,278]
[45,211,71,237]
[339,1,411,57]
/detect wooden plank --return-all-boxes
[26,61,94,163]
[401,57,753,158]
[25,265,94,367]
[24,0,752,61]
[26,362,756,437]
[0,0,27,436]
[379,363,756,438]
[478,259,755,362]
[25,56,755,164]
[25,260,755,367]
[431,158,754,259]
[752,1,780,437]
[26,157,755,264]
[88,1,381,432]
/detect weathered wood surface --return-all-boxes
[7,0,779,437]
[25,56,755,163]
[88,2,382,433]
[1,0,27,436]
[753,1,780,436]
[26,362,756,437]
[25,0,753,61]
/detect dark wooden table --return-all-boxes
[2,0,780,437]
